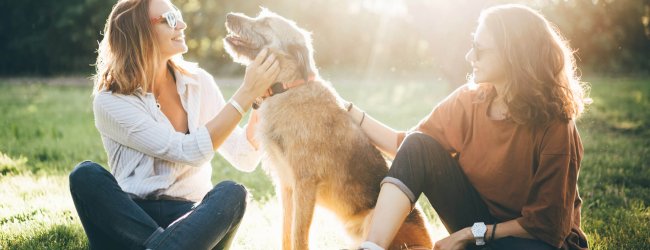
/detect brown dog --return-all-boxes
[224,9,432,250]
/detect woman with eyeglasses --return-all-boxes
[68,0,279,249]
[346,4,590,250]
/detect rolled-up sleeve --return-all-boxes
[217,124,262,172]
[202,72,262,172]
[94,92,215,167]
[517,121,582,248]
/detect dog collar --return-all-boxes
[269,75,316,96]
[252,75,316,109]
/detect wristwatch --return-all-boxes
[471,222,487,246]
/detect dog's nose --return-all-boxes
[226,14,235,24]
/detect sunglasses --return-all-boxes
[471,41,497,61]
[151,8,183,29]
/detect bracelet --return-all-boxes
[490,223,498,242]
[346,102,354,112]
[359,111,366,126]
[229,99,245,116]
[358,241,384,250]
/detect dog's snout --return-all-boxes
[226,13,244,29]
[226,13,247,25]
[226,14,235,27]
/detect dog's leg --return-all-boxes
[389,209,433,250]
[281,184,294,250]
[292,180,317,250]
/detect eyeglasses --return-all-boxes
[151,8,183,29]
[471,41,496,61]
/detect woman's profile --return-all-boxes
[346,4,590,250]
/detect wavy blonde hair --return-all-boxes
[480,4,590,126]
[93,0,188,95]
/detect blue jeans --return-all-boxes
[69,161,247,250]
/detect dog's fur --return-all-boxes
[224,9,432,250]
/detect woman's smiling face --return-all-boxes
[149,0,188,60]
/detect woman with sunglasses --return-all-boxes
[347,4,590,250]
[68,0,279,249]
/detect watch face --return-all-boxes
[471,222,487,237]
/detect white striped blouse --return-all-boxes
[93,65,262,202]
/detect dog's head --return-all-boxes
[224,9,317,82]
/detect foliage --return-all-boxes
[0,0,115,75]
[542,0,650,74]
[0,152,28,176]
[1,0,649,80]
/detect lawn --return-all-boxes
[0,74,648,249]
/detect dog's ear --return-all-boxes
[287,44,312,81]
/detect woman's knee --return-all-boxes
[208,181,248,222]
[69,161,108,192]
[400,132,446,154]
[211,180,248,206]
[391,132,457,184]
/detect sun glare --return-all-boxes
[348,0,408,17]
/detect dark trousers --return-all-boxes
[385,133,556,250]
[69,161,247,250]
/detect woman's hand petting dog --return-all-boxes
[241,48,281,102]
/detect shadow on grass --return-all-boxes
[5,224,88,250]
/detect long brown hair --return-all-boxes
[480,4,589,125]
[93,0,188,95]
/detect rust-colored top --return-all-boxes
[397,83,588,249]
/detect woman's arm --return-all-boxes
[433,219,533,250]
[486,220,534,240]
[205,49,279,150]
[347,104,403,158]
[94,49,278,167]
[200,65,267,172]
[210,109,263,173]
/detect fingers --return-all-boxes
[259,52,277,71]
[243,47,282,97]
[265,60,281,86]
[267,60,280,76]
[254,48,269,65]
[259,60,279,85]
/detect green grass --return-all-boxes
[0,75,648,249]
[575,77,650,249]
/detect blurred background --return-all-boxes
[1,1,650,249]
[1,0,649,84]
